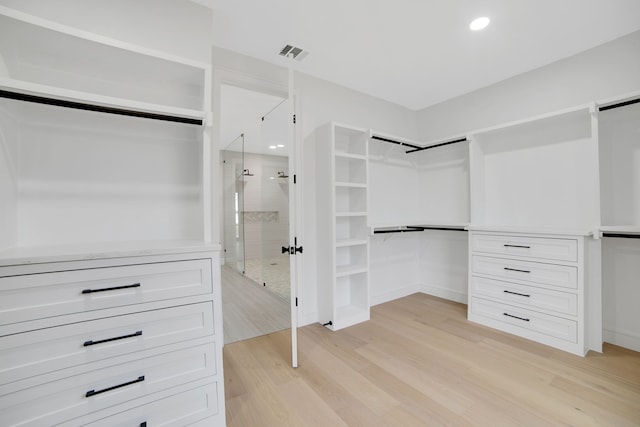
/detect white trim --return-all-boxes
[420,284,468,304]
[370,283,422,306]
[603,329,640,353]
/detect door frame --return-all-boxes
[213,66,303,367]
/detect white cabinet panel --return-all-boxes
[471,233,578,262]
[78,382,219,427]
[1,344,215,427]
[470,276,577,316]
[0,259,212,326]
[472,255,577,290]
[0,302,214,386]
[470,297,577,343]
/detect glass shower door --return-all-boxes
[222,135,245,275]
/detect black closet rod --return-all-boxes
[373,226,467,234]
[373,227,423,234]
[0,90,203,126]
[415,226,468,232]
[405,137,467,154]
[602,233,640,239]
[598,97,640,112]
[370,135,422,150]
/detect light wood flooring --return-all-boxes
[224,293,640,426]
[221,265,290,344]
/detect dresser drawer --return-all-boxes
[471,234,578,262]
[0,302,214,387]
[0,344,216,427]
[470,297,577,343]
[472,255,577,289]
[0,259,212,326]
[77,382,219,427]
[470,276,577,316]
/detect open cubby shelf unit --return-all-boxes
[316,123,370,330]
[0,6,213,258]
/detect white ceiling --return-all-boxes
[202,0,640,110]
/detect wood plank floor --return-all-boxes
[223,293,640,426]
[221,265,290,344]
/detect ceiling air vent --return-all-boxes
[279,44,309,61]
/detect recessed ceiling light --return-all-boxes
[277,144,285,148]
[269,145,277,149]
[469,17,490,31]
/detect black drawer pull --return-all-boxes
[85,375,145,398]
[503,290,530,298]
[504,244,531,249]
[503,312,530,322]
[140,423,147,427]
[84,331,142,347]
[504,267,530,274]
[82,283,141,294]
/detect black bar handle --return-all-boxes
[504,267,531,274]
[140,423,147,427]
[82,283,141,294]
[503,313,530,322]
[504,244,531,249]
[503,290,531,298]
[84,331,142,347]
[85,375,145,398]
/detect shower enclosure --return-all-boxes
[222,97,291,301]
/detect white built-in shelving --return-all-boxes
[316,123,370,330]
[0,5,213,251]
[597,91,640,352]
[0,6,224,426]
[467,104,603,355]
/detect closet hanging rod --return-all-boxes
[370,135,422,150]
[373,226,468,234]
[405,137,467,154]
[598,97,640,112]
[0,90,203,126]
[373,227,423,234]
[413,226,468,232]
[602,233,640,239]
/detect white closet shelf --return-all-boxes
[334,152,367,160]
[336,265,368,277]
[335,239,368,248]
[468,103,594,138]
[336,212,368,217]
[0,240,219,267]
[0,78,206,122]
[600,226,640,235]
[596,89,640,110]
[467,224,596,237]
[370,221,469,229]
[335,182,367,188]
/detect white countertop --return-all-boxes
[0,240,221,266]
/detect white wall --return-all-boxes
[417,30,640,141]
[212,46,419,325]
[0,0,212,63]
[0,105,18,248]
[602,239,640,352]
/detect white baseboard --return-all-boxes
[420,284,467,304]
[603,328,640,352]
[371,283,422,306]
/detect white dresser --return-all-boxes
[468,230,601,356]
[0,245,225,426]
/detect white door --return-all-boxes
[287,58,300,368]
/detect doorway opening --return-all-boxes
[220,83,291,344]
